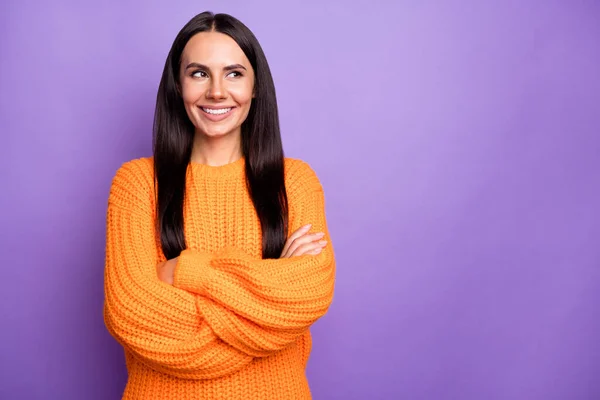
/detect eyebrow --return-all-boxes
[185,62,247,72]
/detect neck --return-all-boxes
[191,130,242,166]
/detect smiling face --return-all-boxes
[179,31,255,139]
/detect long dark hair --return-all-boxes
[153,11,288,260]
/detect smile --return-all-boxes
[201,107,232,115]
[199,106,235,122]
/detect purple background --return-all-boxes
[1,1,599,399]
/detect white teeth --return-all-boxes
[202,107,232,115]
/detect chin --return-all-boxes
[197,127,236,138]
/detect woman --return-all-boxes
[103,11,336,400]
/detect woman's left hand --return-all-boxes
[156,258,178,285]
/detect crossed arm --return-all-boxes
[103,160,335,380]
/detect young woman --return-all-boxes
[103,11,336,399]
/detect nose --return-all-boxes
[206,77,226,100]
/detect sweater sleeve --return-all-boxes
[103,159,253,380]
[172,160,336,357]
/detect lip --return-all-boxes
[198,105,236,122]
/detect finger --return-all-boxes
[301,240,328,256]
[287,232,325,257]
[287,232,325,255]
[281,224,312,256]
[290,239,327,257]
[281,226,317,257]
[291,243,322,257]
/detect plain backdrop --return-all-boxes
[1,1,599,399]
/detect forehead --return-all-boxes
[181,31,250,67]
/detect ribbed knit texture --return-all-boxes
[103,156,335,400]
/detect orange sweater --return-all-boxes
[103,156,335,399]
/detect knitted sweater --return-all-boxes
[103,156,336,400]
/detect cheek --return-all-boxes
[180,82,203,105]
[230,83,254,106]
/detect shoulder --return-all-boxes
[284,157,323,197]
[108,157,154,213]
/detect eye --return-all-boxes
[192,70,208,78]
[227,71,243,78]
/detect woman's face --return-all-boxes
[179,31,255,139]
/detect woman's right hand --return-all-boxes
[279,224,327,258]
